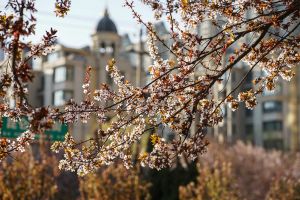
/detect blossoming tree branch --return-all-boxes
[0,0,299,175]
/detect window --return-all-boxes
[31,57,42,69]
[106,46,113,54]
[111,43,116,57]
[263,101,282,113]
[232,110,236,118]
[54,66,73,83]
[263,121,282,132]
[53,90,73,106]
[40,96,44,106]
[73,55,85,62]
[38,76,44,92]
[245,124,254,143]
[47,51,61,62]
[245,109,253,117]
[54,67,66,83]
[245,124,254,135]
[99,42,106,54]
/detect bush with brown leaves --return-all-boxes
[79,164,151,200]
[180,141,300,200]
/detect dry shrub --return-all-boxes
[0,148,151,200]
[0,150,59,200]
[79,164,151,200]
[180,141,300,200]
[266,176,300,200]
[179,161,240,200]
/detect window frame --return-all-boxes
[263,120,283,132]
[53,65,74,83]
[262,101,282,113]
[53,90,73,106]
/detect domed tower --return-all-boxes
[91,8,120,57]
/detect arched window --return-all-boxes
[99,42,106,54]
[111,43,116,57]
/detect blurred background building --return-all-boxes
[198,16,300,151]
[27,9,150,140]
[210,60,300,151]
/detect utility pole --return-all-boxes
[126,27,149,87]
[136,28,143,87]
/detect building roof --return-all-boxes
[96,8,118,34]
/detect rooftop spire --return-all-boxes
[104,7,109,17]
[104,0,109,17]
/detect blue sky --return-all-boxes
[2,0,155,48]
